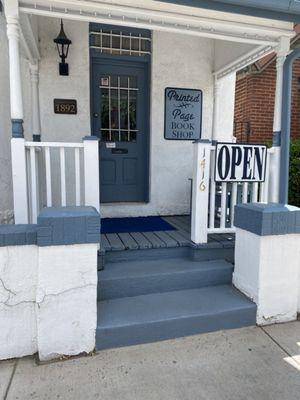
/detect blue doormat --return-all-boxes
[101,216,176,234]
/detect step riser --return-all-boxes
[105,246,234,265]
[98,268,233,300]
[96,307,256,350]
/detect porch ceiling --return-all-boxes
[157,0,300,23]
[19,0,293,47]
[17,1,284,79]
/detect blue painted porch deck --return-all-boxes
[101,215,235,251]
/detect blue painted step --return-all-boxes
[105,245,234,264]
[96,285,256,350]
[98,258,233,300]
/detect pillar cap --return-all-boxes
[37,206,100,246]
[234,202,300,236]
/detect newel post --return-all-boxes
[5,1,29,223]
[191,140,212,244]
[83,136,100,212]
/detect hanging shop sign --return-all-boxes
[215,143,267,182]
[164,87,202,140]
[54,99,77,114]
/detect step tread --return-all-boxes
[99,258,233,280]
[97,285,255,329]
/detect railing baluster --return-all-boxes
[209,149,216,229]
[29,147,38,223]
[45,146,52,207]
[60,147,66,206]
[242,182,248,203]
[230,183,238,227]
[75,147,80,206]
[220,182,227,228]
[261,150,271,202]
[252,182,258,202]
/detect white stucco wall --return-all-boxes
[1,15,242,219]
[37,18,215,217]
[104,30,214,217]
[39,18,90,143]
[215,72,236,142]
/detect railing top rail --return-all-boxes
[25,141,84,148]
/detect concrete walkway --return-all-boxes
[1,322,300,400]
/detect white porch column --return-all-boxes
[269,36,290,203]
[212,77,221,140]
[5,0,24,136]
[29,62,42,141]
[191,140,211,244]
[5,0,29,223]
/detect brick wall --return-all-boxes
[234,59,300,144]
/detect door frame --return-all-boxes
[89,23,151,203]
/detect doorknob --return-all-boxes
[93,113,99,118]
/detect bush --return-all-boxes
[289,139,300,207]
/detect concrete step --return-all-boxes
[98,258,233,300]
[96,285,256,350]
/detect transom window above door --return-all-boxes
[90,28,151,56]
[100,75,138,142]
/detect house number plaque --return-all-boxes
[54,99,77,114]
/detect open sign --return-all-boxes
[215,143,267,182]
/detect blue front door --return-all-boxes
[91,59,150,203]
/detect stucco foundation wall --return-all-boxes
[234,228,300,324]
[0,245,38,359]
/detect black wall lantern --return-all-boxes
[53,20,72,76]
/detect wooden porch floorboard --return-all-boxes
[100,215,235,252]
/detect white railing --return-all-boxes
[191,141,274,243]
[11,137,99,224]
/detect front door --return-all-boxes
[91,59,149,203]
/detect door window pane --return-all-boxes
[100,74,138,142]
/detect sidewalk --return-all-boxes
[1,322,300,400]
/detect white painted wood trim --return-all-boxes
[242,183,248,203]
[6,15,24,120]
[209,149,216,229]
[25,141,84,148]
[75,147,81,206]
[11,138,29,223]
[251,182,259,202]
[220,182,227,229]
[29,63,42,138]
[60,147,66,206]
[230,183,238,227]
[191,141,211,244]
[29,146,38,223]
[45,146,52,207]
[19,0,293,46]
[83,139,100,212]
[208,227,235,234]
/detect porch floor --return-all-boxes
[100,215,235,251]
